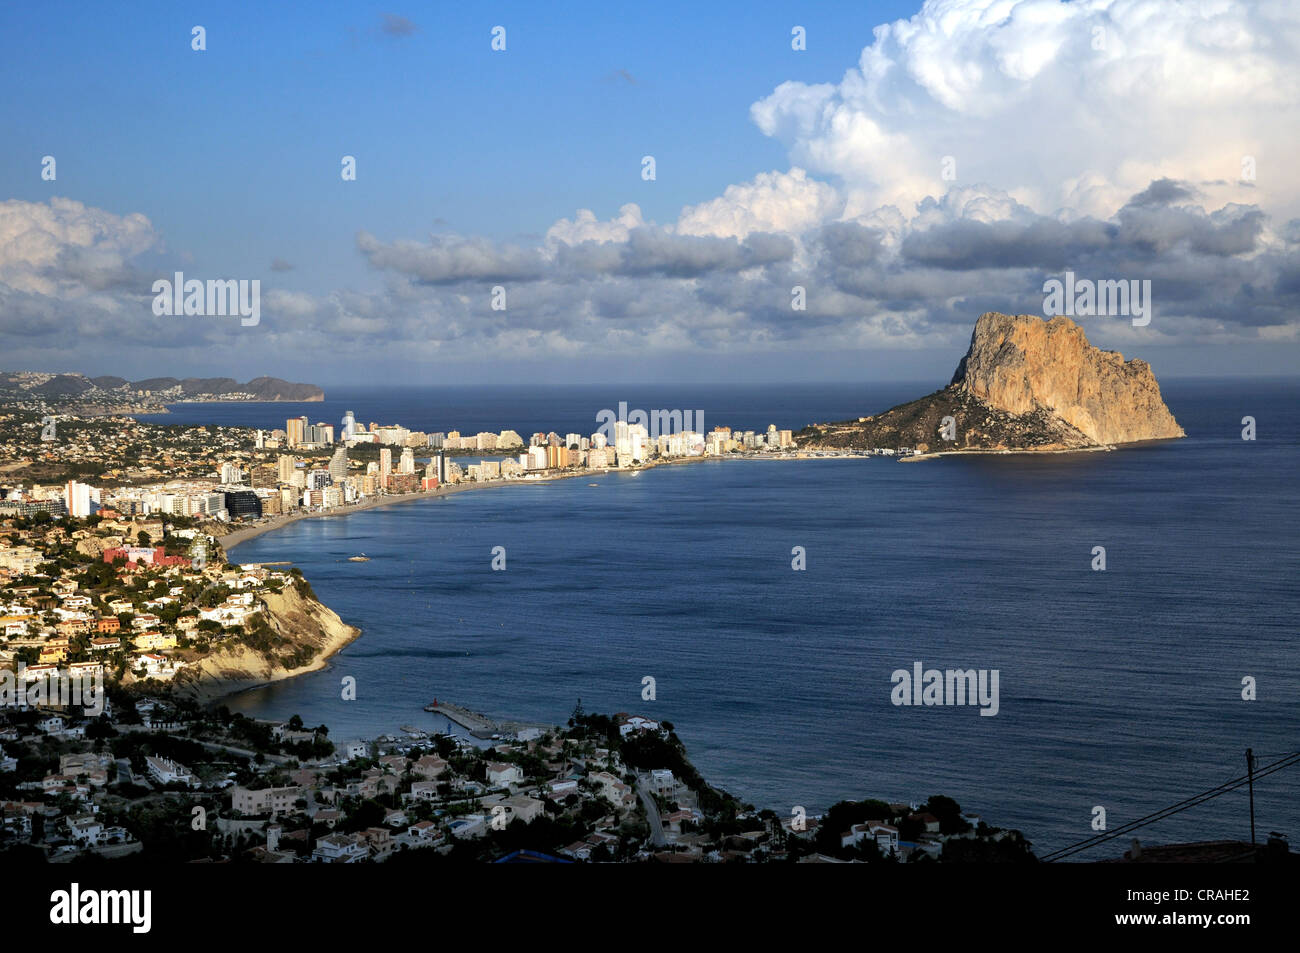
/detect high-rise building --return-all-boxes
[223,491,262,520]
[342,411,357,440]
[379,448,392,486]
[399,448,415,474]
[278,455,296,484]
[325,442,345,478]
[64,481,97,518]
[286,416,307,447]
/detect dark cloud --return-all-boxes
[1127,178,1199,208]
[901,218,1113,271]
[360,227,795,285]
[357,231,547,284]
[270,258,294,272]
[4,181,1297,373]
[380,14,418,37]
[900,189,1264,273]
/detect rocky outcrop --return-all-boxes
[798,312,1184,452]
[171,583,360,703]
[75,534,123,558]
[951,313,1184,445]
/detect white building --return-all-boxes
[145,755,198,787]
[485,763,524,787]
[649,769,676,796]
[64,481,99,518]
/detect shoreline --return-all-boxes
[220,457,713,553]
[218,450,968,554]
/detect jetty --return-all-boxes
[423,699,551,741]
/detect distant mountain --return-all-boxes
[798,312,1184,453]
[241,377,325,401]
[0,371,324,407]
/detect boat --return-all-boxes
[347,554,370,562]
[587,483,599,486]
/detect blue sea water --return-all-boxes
[176,380,1298,858]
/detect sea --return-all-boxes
[134,379,1300,857]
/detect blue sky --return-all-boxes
[2,2,909,297]
[1,1,1297,386]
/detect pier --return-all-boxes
[423,699,551,741]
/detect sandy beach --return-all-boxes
[219,471,592,552]
[217,451,839,555]
[217,460,716,553]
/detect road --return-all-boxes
[636,777,667,848]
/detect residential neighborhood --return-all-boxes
[0,685,1032,864]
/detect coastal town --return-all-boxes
[0,393,1010,864]
[0,394,861,710]
[1,396,810,524]
[0,681,1033,863]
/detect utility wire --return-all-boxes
[1040,750,1300,862]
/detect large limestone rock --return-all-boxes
[951,313,1184,445]
[797,311,1184,452]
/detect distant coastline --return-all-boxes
[218,452,883,554]
[220,464,636,552]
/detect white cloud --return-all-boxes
[546,203,645,246]
[0,197,156,296]
[752,0,1300,220]
[676,168,843,239]
[4,2,1299,377]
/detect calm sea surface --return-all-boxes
[142,380,1300,857]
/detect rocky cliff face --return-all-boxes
[171,583,360,703]
[951,313,1184,445]
[797,312,1184,452]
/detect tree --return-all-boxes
[137,530,151,547]
[288,715,304,731]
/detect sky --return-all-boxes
[1,0,1298,386]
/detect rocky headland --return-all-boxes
[169,581,360,703]
[798,312,1185,453]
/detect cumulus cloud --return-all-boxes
[546,203,645,246]
[751,0,1300,219]
[4,0,1299,376]
[676,169,843,239]
[356,231,547,284]
[0,197,156,297]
